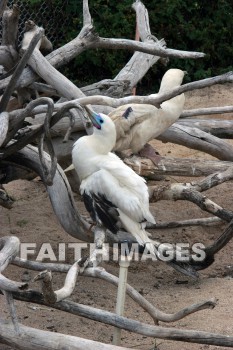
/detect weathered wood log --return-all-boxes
[2,145,91,242]
[0,321,134,350]
[0,20,205,95]
[27,71,232,110]
[26,48,86,100]
[34,258,88,303]
[114,1,166,93]
[10,258,215,323]
[150,183,233,223]
[0,236,20,272]
[81,79,131,97]
[0,46,18,71]
[24,108,233,140]
[0,236,28,333]
[37,98,57,185]
[2,293,233,348]
[0,236,28,292]
[3,103,51,157]
[150,164,233,198]
[125,156,233,178]
[2,4,19,49]
[158,124,233,161]
[0,0,7,17]
[0,27,44,113]
[149,217,223,229]
[205,219,233,257]
[180,105,233,118]
[0,112,9,147]
[3,102,86,158]
[1,146,139,248]
[176,118,233,138]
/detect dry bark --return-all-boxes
[158,124,233,161]
[124,156,233,178]
[177,118,233,138]
[180,105,233,118]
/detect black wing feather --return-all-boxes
[83,191,120,234]
[83,192,97,222]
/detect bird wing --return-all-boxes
[82,190,121,234]
[81,173,156,251]
[109,104,158,138]
[98,153,151,208]
[80,164,155,226]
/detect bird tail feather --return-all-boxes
[118,210,157,256]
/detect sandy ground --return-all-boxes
[1,83,233,350]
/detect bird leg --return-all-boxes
[138,143,162,166]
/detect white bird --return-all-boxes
[70,107,199,279]
[109,68,186,164]
[72,111,156,254]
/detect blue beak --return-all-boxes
[88,111,103,129]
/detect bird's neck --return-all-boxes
[161,94,185,119]
[72,129,116,181]
[90,131,116,154]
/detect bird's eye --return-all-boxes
[100,119,104,124]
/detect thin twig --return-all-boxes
[38,98,57,185]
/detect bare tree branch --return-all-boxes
[176,118,233,138]
[2,291,232,348]
[124,156,233,178]
[0,112,9,147]
[180,105,233,118]
[148,217,223,229]
[0,27,44,112]
[158,124,233,161]
[0,0,7,17]
[2,4,19,49]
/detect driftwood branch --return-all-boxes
[0,236,28,333]
[125,156,233,178]
[28,71,232,110]
[177,118,233,138]
[38,98,57,185]
[34,258,88,303]
[0,236,28,292]
[0,27,44,112]
[0,112,9,147]
[150,217,223,229]
[180,105,233,118]
[158,124,233,161]
[150,176,233,224]
[0,0,7,17]
[2,4,19,49]
[114,0,166,92]
[0,22,205,94]
[0,321,134,350]
[10,258,214,323]
[2,290,232,348]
